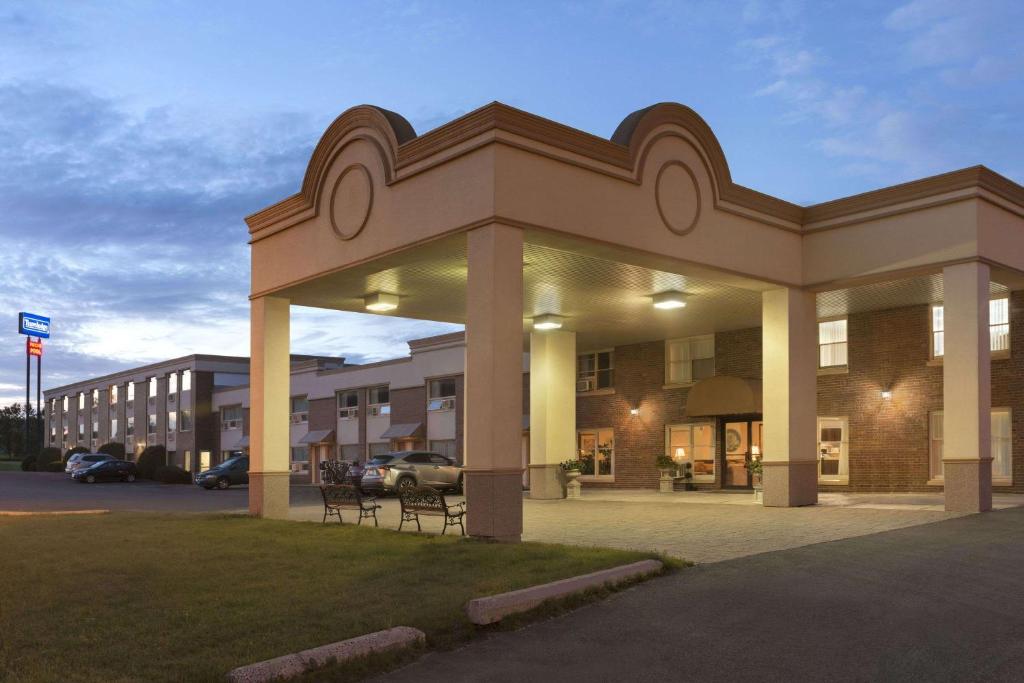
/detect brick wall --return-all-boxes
[390,386,426,447]
[571,294,1024,493]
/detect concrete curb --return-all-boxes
[0,509,110,516]
[465,559,664,625]
[226,626,425,683]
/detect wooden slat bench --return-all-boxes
[320,484,381,526]
[398,486,466,536]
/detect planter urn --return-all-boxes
[565,469,582,499]
[658,468,675,493]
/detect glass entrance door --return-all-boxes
[723,419,763,488]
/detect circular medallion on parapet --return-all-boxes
[329,164,373,240]
[655,161,701,236]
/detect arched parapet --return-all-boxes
[612,103,802,229]
[247,105,416,236]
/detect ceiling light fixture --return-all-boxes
[653,291,688,310]
[532,314,564,331]
[364,292,399,312]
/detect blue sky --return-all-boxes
[1,0,1022,404]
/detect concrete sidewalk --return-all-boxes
[377,506,1024,683]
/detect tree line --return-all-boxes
[0,403,44,458]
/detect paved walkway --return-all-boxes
[290,489,1024,563]
[378,505,1024,682]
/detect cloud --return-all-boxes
[0,81,458,405]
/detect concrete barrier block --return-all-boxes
[465,559,663,625]
[226,625,425,683]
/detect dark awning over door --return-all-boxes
[685,376,763,417]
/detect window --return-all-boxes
[577,351,614,392]
[78,423,84,440]
[428,378,457,411]
[818,319,848,368]
[183,450,192,472]
[290,446,309,473]
[404,453,431,464]
[180,409,192,432]
[91,420,99,439]
[577,429,614,478]
[148,377,157,399]
[62,395,68,411]
[78,393,85,410]
[340,444,362,461]
[167,411,177,433]
[168,372,178,396]
[92,389,99,408]
[290,396,309,423]
[931,297,1010,359]
[666,335,714,385]
[818,417,849,483]
[147,414,157,434]
[127,382,135,402]
[200,450,211,471]
[338,391,359,419]
[181,370,191,392]
[110,418,118,440]
[930,409,1012,482]
[109,385,118,405]
[667,423,716,482]
[429,439,457,461]
[368,386,391,416]
[126,416,135,438]
[222,406,242,430]
[368,442,391,457]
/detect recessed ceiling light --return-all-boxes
[653,291,687,310]
[364,292,399,312]
[532,314,564,330]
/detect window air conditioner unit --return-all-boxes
[289,414,303,425]
[339,408,357,420]
[576,379,594,392]
[441,398,456,411]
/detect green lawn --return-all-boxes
[0,513,661,682]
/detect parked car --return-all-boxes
[71,459,137,483]
[345,461,365,487]
[194,455,249,490]
[360,451,463,494]
[65,453,115,474]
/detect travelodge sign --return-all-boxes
[18,312,50,339]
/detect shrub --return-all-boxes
[37,447,62,472]
[20,454,37,472]
[97,442,126,459]
[45,461,66,472]
[136,445,167,480]
[64,446,88,462]
[154,465,191,485]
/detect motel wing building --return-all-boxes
[245,100,1024,540]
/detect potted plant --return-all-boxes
[748,455,764,499]
[655,454,675,493]
[560,459,583,499]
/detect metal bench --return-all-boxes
[320,484,381,526]
[398,486,466,536]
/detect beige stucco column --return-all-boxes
[249,295,291,519]
[761,287,818,506]
[464,223,524,541]
[529,329,576,499]
[942,262,993,513]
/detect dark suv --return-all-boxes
[194,455,249,490]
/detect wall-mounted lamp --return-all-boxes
[532,313,564,331]
[629,407,640,416]
[652,291,688,310]
[364,292,399,312]
[751,445,761,457]
[881,389,893,400]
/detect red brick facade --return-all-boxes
[575,293,1024,493]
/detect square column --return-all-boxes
[942,262,992,513]
[529,329,576,499]
[249,295,291,519]
[464,224,524,541]
[761,287,818,506]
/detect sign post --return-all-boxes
[18,313,50,459]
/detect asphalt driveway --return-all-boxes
[377,505,1024,682]
[0,471,321,513]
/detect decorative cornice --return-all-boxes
[246,101,1024,239]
